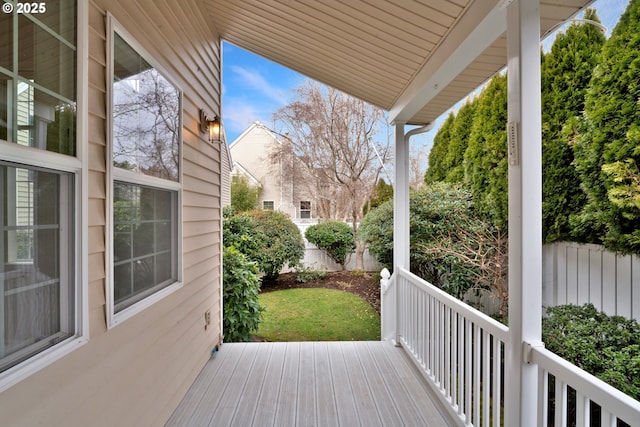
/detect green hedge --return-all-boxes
[542,304,640,400]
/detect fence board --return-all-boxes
[589,249,603,311]
[578,248,590,305]
[567,247,579,304]
[616,255,632,319]
[556,244,568,306]
[602,251,617,315]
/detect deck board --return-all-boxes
[166,341,453,426]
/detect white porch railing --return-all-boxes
[381,267,509,426]
[380,267,640,427]
[529,345,640,427]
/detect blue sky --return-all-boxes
[222,0,630,151]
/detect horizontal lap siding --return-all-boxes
[0,1,223,425]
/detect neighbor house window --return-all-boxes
[263,200,274,210]
[0,0,79,377]
[109,19,181,320]
[300,200,311,219]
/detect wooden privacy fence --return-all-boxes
[542,242,640,321]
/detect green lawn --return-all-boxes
[256,288,380,341]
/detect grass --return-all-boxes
[256,288,380,341]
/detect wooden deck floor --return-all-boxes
[166,341,452,426]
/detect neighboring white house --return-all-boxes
[230,121,316,220]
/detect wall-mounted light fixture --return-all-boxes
[199,108,221,143]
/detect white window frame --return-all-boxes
[300,200,311,219]
[0,0,88,393]
[106,14,183,328]
[263,200,275,210]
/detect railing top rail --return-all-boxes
[530,345,640,422]
[397,267,509,341]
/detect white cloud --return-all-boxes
[229,65,289,106]
[224,98,271,142]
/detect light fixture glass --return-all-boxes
[199,109,221,142]
[209,116,220,142]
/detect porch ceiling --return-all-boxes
[204,0,592,125]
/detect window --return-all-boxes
[0,1,79,379]
[113,183,177,312]
[300,201,311,219]
[108,18,181,321]
[0,1,77,154]
[0,163,75,373]
[263,200,274,210]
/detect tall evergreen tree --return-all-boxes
[573,0,640,253]
[541,9,605,243]
[464,73,508,230]
[444,97,477,184]
[424,111,455,184]
[363,178,393,216]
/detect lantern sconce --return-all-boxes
[199,109,221,143]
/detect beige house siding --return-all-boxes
[230,123,285,213]
[0,1,223,425]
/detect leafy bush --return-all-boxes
[542,304,640,400]
[223,246,265,342]
[294,264,328,283]
[224,209,305,282]
[230,175,262,213]
[305,221,355,270]
[359,183,495,301]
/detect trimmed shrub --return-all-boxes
[223,209,305,282]
[542,304,640,400]
[223,246,265,342]
[305,221,355,270]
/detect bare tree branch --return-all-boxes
[272,80,388,269]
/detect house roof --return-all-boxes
[231,161,262,186]
[205,0,593,125]
[229,121,282,150]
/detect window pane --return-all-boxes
[112,33,180,181]
[18,15,76,101]
[113,181,177,312]
[1,163,75,373]
[0,76,7,141]
[36,0,77,45]
[13,83,76,155]
[1,3,76,155]
[0,14,11,69]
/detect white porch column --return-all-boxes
[505,0,542,426]
[393,121,409,270]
